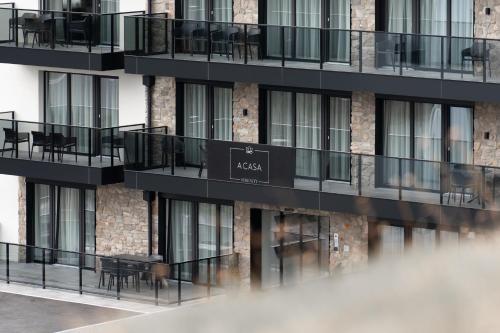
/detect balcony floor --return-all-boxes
[149,52,499,84]
[142,165,488,210]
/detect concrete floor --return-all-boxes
[0,292,137,333]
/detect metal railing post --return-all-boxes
[398,158,403,200]
[482,166,486,209]
[42,248,46,289]
[439,162,444,205]
[14,121,18,158]
[358,31,363,72]
[357,154,362,196]
[51,124,55,162]
[79,252,83,295]
[171,19,175,59]
[50,11,55,49]
[207,22,211,62]
[14,9,18,47]
[6,243,9,284]
[88,127,92,167]
[88,15,92,52]
[483,39,487,83]
[154,271,159,306]
[171,136,175,176]
[177,263,181,306]
[281,26,285,67]
[111,130,115,167]
[440,36,444,79]
[116,258,120,300]
[244,24,248,64]
[110,14,115,53]
[399,33,403,76]
[320,28,324,70]
[319,150,323,192]
[207,258,211,298]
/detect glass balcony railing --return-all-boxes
[0,119,145,167]
[0,241,238,306]
[0,8,145,53]
[124,15,500,84]
[124,132,500,211]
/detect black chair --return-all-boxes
[161,137,186,171]
[68,15,91,45]
[98,257,117,290]
[31,131,51,160]
[227,26,243,60]
[210,29,228,58]
[100,134,124,162]
[50,132,77,162]
[447,165,480,206]
[461,42,493,78]
[246,27,262,60]
[2,128,30,158]
[198,144,207,178]
[191,27,209,55]
[375,37,400,72]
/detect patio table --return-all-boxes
[112,254,162,292]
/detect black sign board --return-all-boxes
[207,141,295,188]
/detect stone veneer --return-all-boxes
[150,0,174,15]
[151,76,176,133]
[475,0,500,39]
[233,83,259,143]
[234,0,258,24]
[474,102,500,167]
[18,177,26,245]
[96,184,157,256]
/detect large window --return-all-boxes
[263,88,351,181]
[177,81,233,165]
[43,0,119,13]
[159,196,233,280]
[380,0,473,69]
[44,72,119,154]
[370,221,459,259]
[263,0,351,62]
[377,99,473,190]
[27,182,96,267]
[176,0,233,21]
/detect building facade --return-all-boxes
[1,0,499,292]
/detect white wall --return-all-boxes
[0,175,19,243]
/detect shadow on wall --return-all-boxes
[63,234,500,333]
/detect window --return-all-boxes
[43,0,119,13]
[370,221,459,258]
[377,98,473,190]
[176,0,233,21]
[262,0,351,62]
[263,88,351,181]
[27,182,96,267]
[160,197,233,280]
[44,72,119,154]
[177,81,233,165]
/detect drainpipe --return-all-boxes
[143,75,155,129]
[143,191,156,256]
[147,0,152,15]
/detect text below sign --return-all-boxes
[207,141,295,188]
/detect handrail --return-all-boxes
[0,7,145,17]
[4,119,145,131]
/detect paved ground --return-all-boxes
[0,292,138,333]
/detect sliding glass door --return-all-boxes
[180,82,233,165]
[30,183,96,267]
[266,89,352,181]
[178,0,232,21]
[378,99,472,191]
[295,0,321,60]
[326,0,351,62]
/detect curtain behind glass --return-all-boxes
[380,225,404,258]
[266,0,292,57]
[46,73,68,125]
[328,0,350,62]
[414,103,441,190]
[449,107,473,164]
[58,187,80,266]
[450,0,473,70]
[220,205,233,255]
[420,0,447,69]
[35,184,52,261]
[100,0,119,46]
[171,201,194,263]
[261,211,281,289]
[184,84,207,164]
[198,203,217,283]
[412,228,436,253]
[183,0,206,20]
[213,0,232,22]
[383,101,411,187]
[386,0,412,33]
[84,190,96,268]
[295,0,320,60]
[213,87,232,141]
[100,78,119,128]
[268,91,293,147]
[296,93,321,178]
[329,97,350,181]
[71,75,94,154]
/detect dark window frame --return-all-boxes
[175,0,235,21]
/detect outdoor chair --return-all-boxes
[2,128,30,158]
[461,42,493,78]
[31,131,51,160]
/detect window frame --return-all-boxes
[175,0,235,21]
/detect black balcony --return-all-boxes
[0,7,144,70]
[123,131,500,227]
[0,113,144,185]
[124,16,500,103]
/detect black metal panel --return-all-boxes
[125,171,209,197]
[0,157,122,185]
[125,56,500,104]
[0,46,124,71]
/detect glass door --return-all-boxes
[327,97,351,181]
[34,184,52,262]
[57,187,80,266]
[295,0,321,61]
[170,201,194,280]
[266,0,292,58]
[295,93,321,178]
[448,106,473,164]
[184,84,207,165]
[326,0,350,63]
